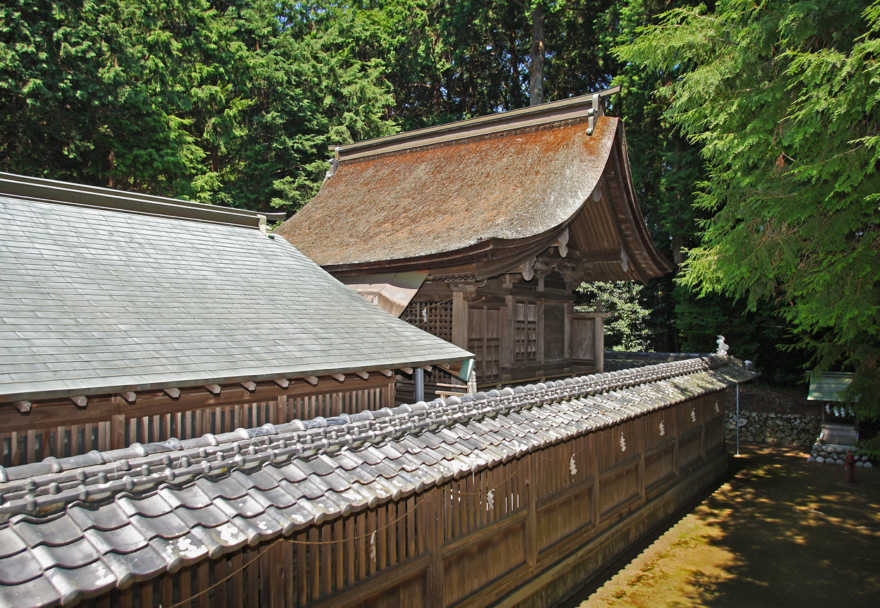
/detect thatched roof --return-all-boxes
[278,91,672,283]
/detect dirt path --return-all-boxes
[565,445,880,608]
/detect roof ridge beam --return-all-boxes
[330,87,621,162]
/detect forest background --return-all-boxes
[2,1,878,425]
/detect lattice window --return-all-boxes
[514,301,537,362]
[401,300,453,342]
[402,300,457,384]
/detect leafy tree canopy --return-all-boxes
[0,0,398,210]
[616,0,880,414]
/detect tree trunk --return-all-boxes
[672,234,687,266]
[529,4,545,106]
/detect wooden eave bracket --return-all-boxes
[13,400,31,413]
[400,367,414,375]
[204,385,221,396]
[240,381,257,392]
[304,376,319,386]
[120,391,137,404]
[331,373,345,382]
[521,256,537,281]
[421,366,433,372]
[164,387,181,399]
[553,228,569,258]
[379,369,393,377]
[70,396,88,408]
[355,371,369,380]
[273,378,290,389]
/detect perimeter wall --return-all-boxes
[80,389,727,608]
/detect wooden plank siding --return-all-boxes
[76,390,727,608]
[401,276,606,398]
[0,376,395,467]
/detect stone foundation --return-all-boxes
[807,443,873,467]
[724,411,820,447]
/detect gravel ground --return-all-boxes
[563,444,880,608]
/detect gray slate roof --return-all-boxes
[0,183,471,403]
[0,356,753,608]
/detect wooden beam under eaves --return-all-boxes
[379,369,393,377]
[70,396,88,408]
[400,367,414,375]
[355,371,369,380]
[579,248,623,263]
[120,391,136,404]
[240,381,257,392]
[13,400,31,413]
[273,378,290,389]
[331,374,345,382]
[205,385,221,396]
[422,366,433,372]
[164,387,181,399]
[304,376,319,386]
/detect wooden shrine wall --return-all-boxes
[403,274,606,391]
[0,375,395,467]
[77,389,728,608]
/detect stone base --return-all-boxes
[807,443,873,467]
[724,411,820,447]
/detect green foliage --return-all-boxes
[577,281,657,352]
[4,0,859,410]
[616,0,880,417]
[0,0,398,211]
[673,285,809,385]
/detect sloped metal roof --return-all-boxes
[277,98,673,282]
[0,176,471,403]
[0,357,753,607]
[807,372,853,402]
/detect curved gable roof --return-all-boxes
[278,96,672,282]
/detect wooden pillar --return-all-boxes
[526,455,538,566]
[501,295,514,382]
[564,301,573,361]
[536,300,545,364]
[451,289,469,350]
[425,488,445,608]
[595,312,605,372]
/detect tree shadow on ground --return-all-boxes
[564,445,880,608]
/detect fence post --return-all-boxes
[592,436,600,525]
[526,454,538,566]
[425,487,445,608]
[638,419,646,499]
[700,396,707,460]
[672,404,680,476]
[111,414,125,450]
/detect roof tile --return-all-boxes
[0,551,43,586]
